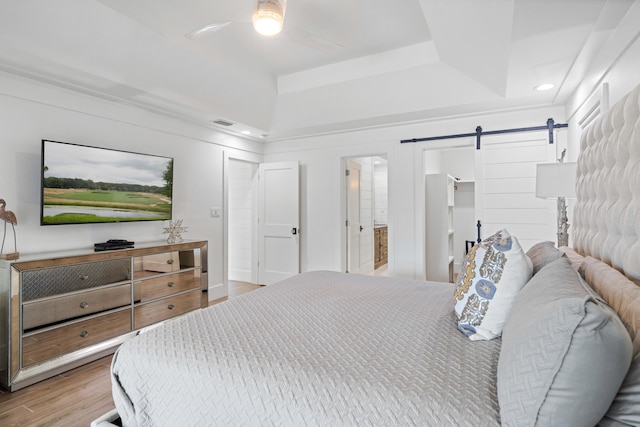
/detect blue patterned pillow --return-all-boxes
[454,229,532,340]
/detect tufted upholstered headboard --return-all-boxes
[573,83,640,282]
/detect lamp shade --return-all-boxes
[536,162,577,199]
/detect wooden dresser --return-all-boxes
[0,240,208,391]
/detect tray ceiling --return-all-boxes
[0,0,635,141]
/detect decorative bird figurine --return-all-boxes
[0,198,18,259]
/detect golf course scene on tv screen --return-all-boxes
[41,140,173,225]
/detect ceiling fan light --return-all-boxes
[253,0,286,36]
[253,13,283,36]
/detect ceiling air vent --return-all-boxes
[211,119,235,127]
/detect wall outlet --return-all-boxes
[210,207,221,218]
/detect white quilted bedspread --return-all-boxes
[111,271,501,426]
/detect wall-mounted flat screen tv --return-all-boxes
[41,139,173,225]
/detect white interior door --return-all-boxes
[345,158,375,274]
[347,161,362,273]
[258,161,300,284]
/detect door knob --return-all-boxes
[360,225,364,232]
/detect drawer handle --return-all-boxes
[167,304,175,310]
[79,302,89,309]
[166,259,174,265]
[167,281,174,287]
[79,331,89,338]
[79,275,89,280]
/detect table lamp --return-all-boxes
[535,161,577,247]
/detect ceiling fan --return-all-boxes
[185,0,342,51]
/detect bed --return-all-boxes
[111,272,502,426]
[97,83,640,427]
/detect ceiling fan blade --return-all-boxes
[285,26,343,51]
[185,21,233,39]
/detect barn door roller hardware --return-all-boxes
[401,118,568,149]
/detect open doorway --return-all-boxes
[225,156,301,289]
[344,155,388,276]
[422,145,475,281]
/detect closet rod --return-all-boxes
[400,118,568,149]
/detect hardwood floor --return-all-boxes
[217,280,263,301]
[0,281,261,427]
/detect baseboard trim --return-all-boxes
[207,282,227,301]
[228,269,252,283]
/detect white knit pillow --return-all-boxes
[454,229,532,341]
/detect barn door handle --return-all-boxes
[291,227,297,235]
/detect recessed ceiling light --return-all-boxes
[535,83,555,91]
[241,130,252,135]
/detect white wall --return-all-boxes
[373,159,388,225]
[0,71,263,300]
[265,106,565,279]
[423,149,442,175]
[440,148,475,182]
[565,1,640,160]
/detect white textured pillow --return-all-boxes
[498,256,632,427]
[454,229,532,340]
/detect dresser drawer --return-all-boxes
[134,290,201,330]
[22,309,132,367]
[21,258,131,301]
[23,284,132,331]
[140,252,180,273]
[134,270,200,303]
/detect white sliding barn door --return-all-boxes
[258,161,300,285]
[475,133,557,251]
